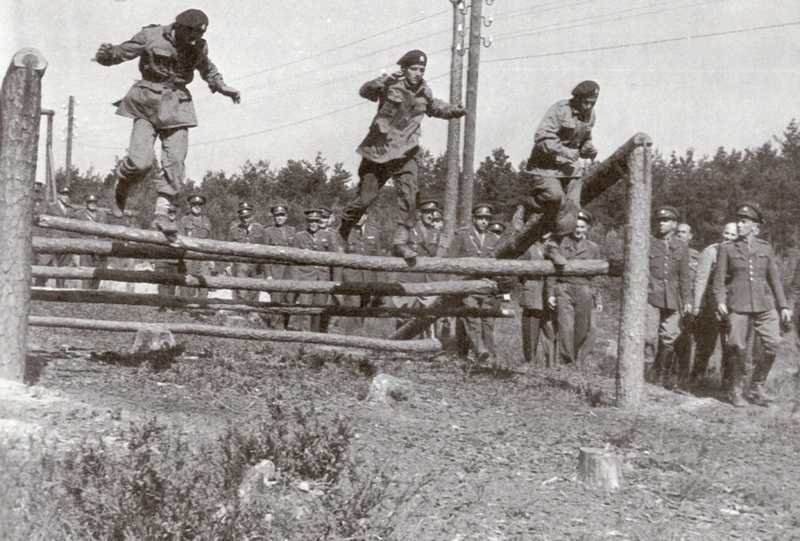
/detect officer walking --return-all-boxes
[448,204,502,364]
[228,206,265,302]
[645,206,693,388]
[177,194,212,298]
[714,203,791,407]
[95,9,241,226]
[263,204,297,329]
[339,50,466,242]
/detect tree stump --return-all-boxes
[577,447,624,491]
[131,326,176,353]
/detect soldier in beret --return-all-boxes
[178,194,212,298]
[72,194,109,290]
[646,205,693,389]
[228,206,265,302]
[546,208,602,365]
[714,203,791,407]
[519,80,600,265]
[262,204,297,329]
[339,49,467,242]
[291,209,339,333]
[448,203,502,364]
[95,9,241,228]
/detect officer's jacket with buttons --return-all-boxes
[342,224,381,283]
[357,73,464,164]
[393,221,448,284]
[648,235,691,310]
[525,99,595,178]
[291,229,338,282]
[520,242,547,311]
[228,221,265,245]
[263,224,297,280]
[99,24,227,130]
[448,227,500,259]
[713,237,787,313]
[178,214,211,238]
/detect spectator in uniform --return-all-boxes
[151,204,182,297]
[448,204,502,364]
[263,204,296,329]
[645,206,692,389]
[72,194,109,290]
[95,9,241,226]
[519,238,555,366]
[178,194,212,298]
[291,209,339,333]
[546,209,602,365]
[673,222,700,387]
[228,205,265,302]
[339,49,466,241]
[714,203,791,407]
[690,222,737,386]
[34,186,74,288]
[341,213,381,332]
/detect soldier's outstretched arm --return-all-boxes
[94,29,148,66]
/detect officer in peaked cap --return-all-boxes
[85,194,99,204]
[735,202,763,223]
[57,186,71,195]
[71,193,108,289]
[264,202,297,329]
[227,203,265,302]
[304,209,323,221]
[655,205,680,222]
[397,49,427,68]
[473,203,494,217]
[238,201,253,211]
[419,199,442,213]
[577,208,592,224]
[488,222,506,236]
[187,194,206,206]
[271,204,288,216]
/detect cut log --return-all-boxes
[31,287,514,319]
[131,326,176,353]
[28,316,441,353]
[34,217,609,278]
[577,447,624,491]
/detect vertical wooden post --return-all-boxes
[65,95,74,187]
[0,48,47,381]
[616,133,653,410]
[443,1,465,241]
[41,109,54,202]
[458,0,483,227]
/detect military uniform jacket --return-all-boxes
[520,242,546,310]
[98,24,227,130]
[178,214,211,238]
[357,73,464,164]
[291,229,337,282]
[39,201,73,238]
[394,221,447,284]
[546,236,601,291]
[342,224,381,283]
[648,235,691,310]
[263,224,297,279]
[228,222,266,245]
[713,237,788,313]
[526,99,595,178]
[448,227,500,259]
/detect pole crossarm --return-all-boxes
[29,316,441,353]
[31,288,515,319]
[33,217,610,278]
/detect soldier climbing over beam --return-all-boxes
[94,8,241,233]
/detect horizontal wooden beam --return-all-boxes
[31,266,501,296]
[28,316,441,353]
[31,288,514,318]
[34,218,609,277]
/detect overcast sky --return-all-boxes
[3,0,799,186]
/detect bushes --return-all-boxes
[0,407,403,540]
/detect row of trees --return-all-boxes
[57,120,800,254]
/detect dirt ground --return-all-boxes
[4,299,800,540]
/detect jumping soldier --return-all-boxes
[714,203,791,407]
[448,203,502,364]
[94,8,241,229]
[339,49,466,242]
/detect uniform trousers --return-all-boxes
[116,118,188,199]
[525,173,583,232]
[645,304,682,355]
[521,308,554,366]
[458,294,497,360]
[233,262,261,302]
[552,282,593,365]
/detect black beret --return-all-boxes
[176,9,209,31]
[655,206,679,221]
[397,49,427,68]
[472,203,493,217]
[571,80,600,98]
[736,202,763,223]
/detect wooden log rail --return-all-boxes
[28,316,441,353]
[31,266,501,296]
[31,288,515,319]
[34,215,610,278]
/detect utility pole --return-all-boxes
[458,1,492,227]
[443,1,466,240]
[65,95,75,188]
[41,109,55,202]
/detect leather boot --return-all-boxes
[654,346,675,389]
[727,349,748,408]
